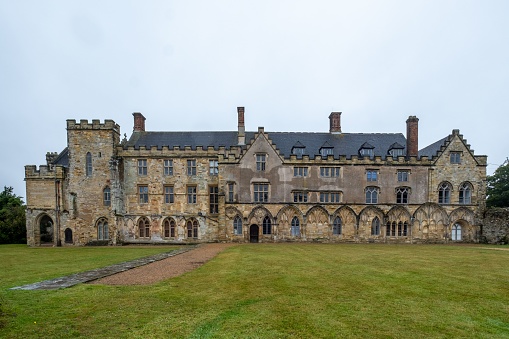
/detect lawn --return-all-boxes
[1,244,508,338]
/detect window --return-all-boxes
[164,186,174,204]
[389,148,404,157]
[365,187,379,204]
[397,171,409,182]
[256,154,266,171]
[209,186,219,214]
[320,192,329,203]
[163,218,176,238]
[227,183,235,202]
[294,167,308,177]
[187,186,197,204]
[371,217,380,236]
[320,167,341,177]
[293,191,308,203]
[86,152,92,177]
[320,147,333,157]
[333,216,342,235]
[209,160,218,175]
[386,221,396,236]
[320,192,341,203]
[459,183,472,204]
[187,159,197,175]
[138,217,150,238]
[396,187,409,204]
[97,218,108,240]
[292,147,305,156]
[291,217,300,236]
[360,148,374,157]
[164,159,173,176]
[450,152,461,164]
[138,159,147,175]
[451,223,462,241]
[438,182,451,204]
[367,170,378,181]
[253,183,269,203]
[233,216,242,235]
[262,216,271,235]
[103,187,111,206]
[386,221,408,237]
[139,185,148,204]
[187,218,198,238]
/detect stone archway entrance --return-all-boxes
[39,215,54,244]
[250,224,259,243]
[64,228,73,244]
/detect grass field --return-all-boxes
[1,244,508,338]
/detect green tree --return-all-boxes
[0,186,26,244]
[486,159,509,208]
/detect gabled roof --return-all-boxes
[53,147,69,167]
[418,137,448,158]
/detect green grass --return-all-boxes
[1,244,508,338]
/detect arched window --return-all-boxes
[233,216,242,235]
[386,221,397,236]
[187,218,198,238]
[365,187,379,204]
[333,216,342,235]
[290,216,300,237]
[103,187,111,206]
[262,216,271,235]
[97,218,109,240]
[438,182,451,204]
[138,217,150,238]
[163,218,176,238]
[371,217,380,236]
[64,228,73,243]
[396,187,409,204]
[86,152,92,177]
[451,224,462,241]
[459,183,472,204]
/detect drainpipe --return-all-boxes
[55,179,61,246]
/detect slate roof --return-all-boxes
[53,147,69,167]
[418,136,448,159]
[126,131,411,159]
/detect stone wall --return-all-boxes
[480,208,509,244]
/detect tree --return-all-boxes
[486,159,509,208]
[0,186,26,244]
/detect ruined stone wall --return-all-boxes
[480,208,509,244]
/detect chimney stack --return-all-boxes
[133,112,146,132]
[237,107,245,145]
[406,116,419,157]
[329,112,342,134]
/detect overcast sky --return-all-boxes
[1,0,508,199]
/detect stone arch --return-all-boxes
[225,206,243,220]
[247,205,274,226]
[162,217,177,239]
[96,217,109,241]
[333,206,358,238]
[37,213,54,244]
[387,206,412,222]
[359,206,384,238]
[305,205,330,239]
[225,207,244,239]
[413,203,449,242]
[137,216,151,239]
[277,204,304,240]
[449,207,476,242]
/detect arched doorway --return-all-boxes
[64,228,73,243]
[451,223,462,241]
[250,224,259,243]
[39,215,54,244]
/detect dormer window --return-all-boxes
[359,142,374,158]
[388,143,405,158]
[320,141,334,158]
[291,141,306,156]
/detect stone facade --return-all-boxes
[25,108,487,246]
[480,208,509,244]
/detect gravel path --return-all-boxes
[91,243,236,285]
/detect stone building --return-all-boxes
[25,108,487,246]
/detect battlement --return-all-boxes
[25,165,66,179]
[67,119,120,133]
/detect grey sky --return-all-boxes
[1,0,508,199]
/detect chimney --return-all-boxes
[329,112,342,134]
[237,107,245,145]
[133,112,146,132]
[406,116,419,157]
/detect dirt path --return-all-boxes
[91,243,236,285]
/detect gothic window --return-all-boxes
[371,217,380,236]
[459,183,472,204]
[164,159,173,176]
[86,152,92,177]
[386,221,397,236]
[438,182,451,204]
[293,191,308,203]
[187,186,197,204]
[164,186,174,204]
[262,216,271,235]
[138,159,147,175]
[450,152,461,164]
[253,183,269,203]
[397,171,409,182]
[233,216,242,235]
[103,187,111,206]
[365,187,379,204]
[256,154,266,171]
[209,186,219,214]
[187,159,197,175]
[138,185,148,204]
[186,218,198,238]
[163,218,176,238]
[451,224,462,241]
[97,218,109,240]
[396,187,409,204]
[209,160,219,175]
[291,217,300,237]
[367,170,378,181]
[138,217,150,238]
[333,216,342,235]
[294,167,308,177]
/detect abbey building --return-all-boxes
[25,108,487,246]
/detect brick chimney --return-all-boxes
[133,112,146,132]
[237,107,245,145]
[406,116,419,157]
[329,112,342,134]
